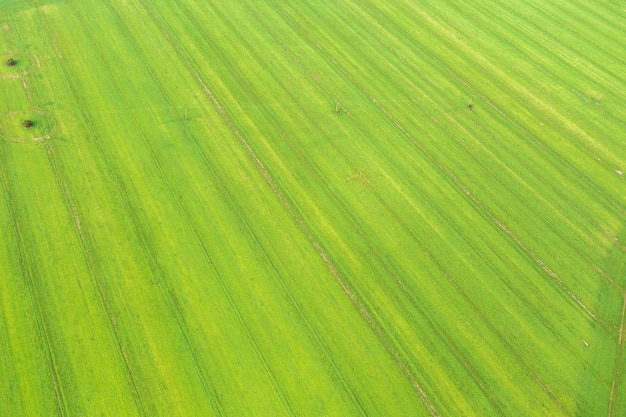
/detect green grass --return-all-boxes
[0,0,624,415]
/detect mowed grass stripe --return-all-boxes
[260,0,608,400]
[304,0,620,410]
[0,150,62,416]
[17,9,159,415]
[28,6,176,416]
[270,7,588,416]
[0,23,120,417]
[143,1,372,413]
[0,17,59,417]
[515,0,626,75]
[420,0,626,176]
[219,0,620,312]
[98,1,335,415]
[355,0,625,210]
[63,3,232,413]
[336,0,620,352]
[468,0,626,144]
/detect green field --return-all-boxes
[0,0,624,415]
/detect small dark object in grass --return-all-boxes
[6,58,16,67]
[466,104,473,111]
[22,119,33,128]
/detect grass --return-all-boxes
[0,0,624,415]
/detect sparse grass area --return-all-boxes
[0,0,624,416]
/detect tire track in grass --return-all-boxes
[444,163,604,325]
[181,126,371,416]
[562,0,626,37]
[485,0,626,83]
[276,134,510,416]
[221,0,616,410]
[477,93,625,220]
[180,0,495,413]
[18,25,148,416]
[512,0,626,77]
[270,13,621,416]
[133,1,438,415]
[430,0,626,154]
[259,50,569,412]
[42,141,148,417]
[138,0,374,414]
[74,1,295,415]
[34,6,149,416]
[0,152,65,417]
[393,33,626,291]
[451,111,626,291]
[125,1,350,414]
[608,293,626,417]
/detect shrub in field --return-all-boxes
[22,119,33,128]
[6,58,16,67]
